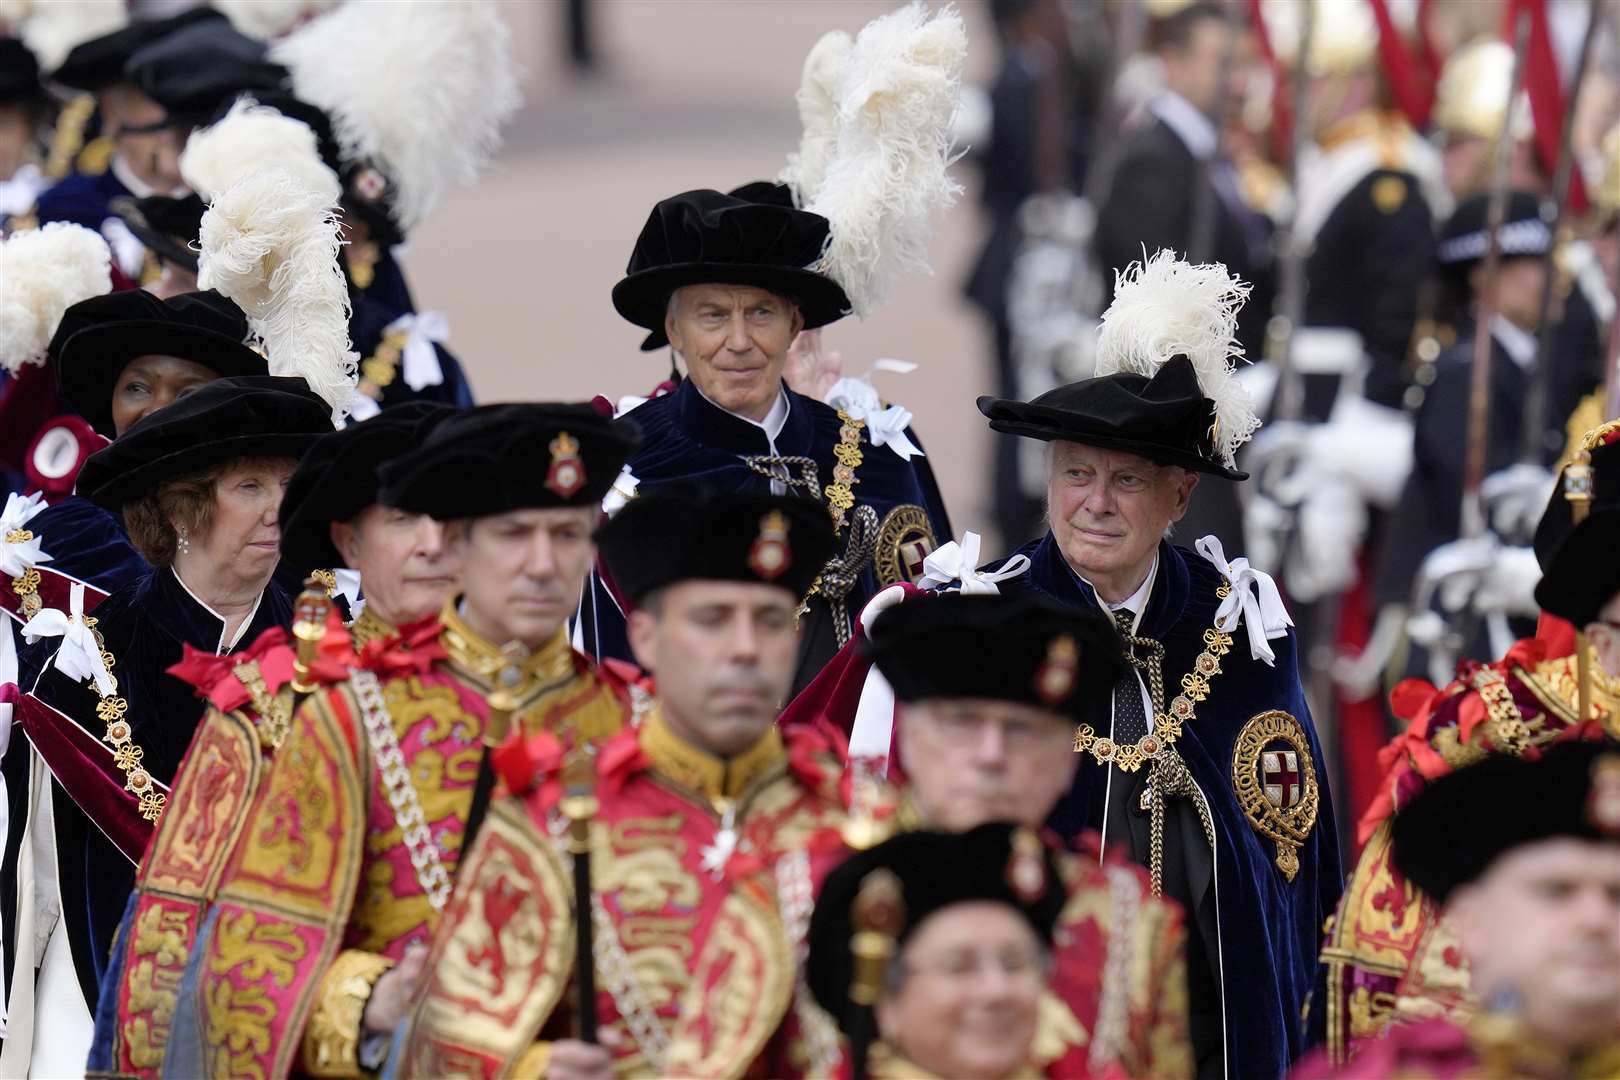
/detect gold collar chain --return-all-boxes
[81,617,166,821]
[638,707,785,806]
[1073,582,1235,772]
[347,608,396,652]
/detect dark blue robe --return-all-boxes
[350,288,475,410]
[34,168,131,232]
[993,533,1343,1078]
[1,568,292,1015]
[581,376,952,690]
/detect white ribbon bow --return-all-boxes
[21,583,115,696]
[345,389,381,425]
[0,493,52,579]
[601,465,640,517]
[387,311,450,392]
[823,360,924,461]
[1195,535,1294,667]
[917,532,1030,595]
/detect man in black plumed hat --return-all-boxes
[400,489,850,1077]
[171,404,639,1078]
[584,187,952,693]
[972,250,1340,1078]
[806,824,1066,1079]
[1296,742,1620,1078]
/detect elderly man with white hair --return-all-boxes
[972,250,1343,1079]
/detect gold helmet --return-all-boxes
[1433,38,1533,144]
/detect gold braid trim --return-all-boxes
[822,410,866,531]
[45,95,95,180]
[1073,582,1236,773]
[81,616,167,822]
[300,949,393,1078]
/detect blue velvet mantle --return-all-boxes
[993,532,1344,1078]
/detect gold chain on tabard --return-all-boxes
[232,660,294,750]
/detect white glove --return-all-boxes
[1481,463,1556,543]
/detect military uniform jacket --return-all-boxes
[1316,634,1620,1064]
[994,534,1343,1078]
[162,608,631,1080]
[5,568,292,1016]
[583,377,951,691]
[399,710,850,1079]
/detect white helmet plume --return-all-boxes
[0,222,111,374]
[1096,250,1259,469]
[798,1,967,318]
[270,0,523,234]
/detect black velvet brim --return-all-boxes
[612,262,849,351]
[84,431,322,510]
[112,204,199,274]
[977,395,1249,481]
[1533,511,1620,627]
[57,324,267,438]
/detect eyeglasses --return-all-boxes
[915,709,1070,752]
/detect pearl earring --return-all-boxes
[177,527,190,555]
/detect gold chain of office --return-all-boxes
[83,617,167,822]
[1073,581,1234,772]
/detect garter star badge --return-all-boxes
[545,431,586,498]
[1232,710,1319,881]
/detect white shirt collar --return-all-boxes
[1073,552,1159,634]
[1151,91,1218,160]
[694,382,791,445]
[170,566,265,653]
[1490,314,1537,370]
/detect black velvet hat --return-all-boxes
[50,7,224,92]
[612,188,850,351]
[51,290,266,438]
[379,403,642,520]
[0,38,43,105]
[126,18,287,128]
[595,489,836,603]
[806,824,1064,1034]
[1533,509,1620,628]
[278,403,454,572]
[111,193,205,272]
[1532,429,1620,569]
[1391,741,1620,905]
[78,376,332,510]
[978,354,1248,480]
[863,592,1126,724]
[1437,190,1550,272]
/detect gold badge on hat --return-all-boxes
[352,165,388,203]
[748,510,792,581]
[1005,828,1048,903]
[1034,635,1079,706]
[545,431,586,498]
[1588,754,1620,837]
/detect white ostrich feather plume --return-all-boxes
[778,29,853,208]
[271,0,522,233]
[7,0,126,73]
[0,222,111,374]
[197,168,357,422]
[180,98,340,204]
[804,2,967,319]
[1096,250,1259,468]
[214,0,339,42]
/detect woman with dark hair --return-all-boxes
[4,377,331,1065]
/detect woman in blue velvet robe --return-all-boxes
[1,378,330,1063]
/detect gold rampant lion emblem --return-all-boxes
[1231,710,1319,882]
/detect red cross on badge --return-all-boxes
[1262,747,1302,809]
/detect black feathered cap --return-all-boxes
[110,193,206,273]
[126,18,287,128]
[278,403,455,572]
[51,290,267,438]
[978,354,1248,480]
[49,7,224,92]
[806,824,1064,1037]
[612,188,849,352]
[863,592,1126,724]
[594,489,835,603]
[0,38,43,105]
[379,403,642,520]
[1532,426,1620,569]
[77,376,332,510]
[1533,509,1620,628]
[1391,741,1620,905]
